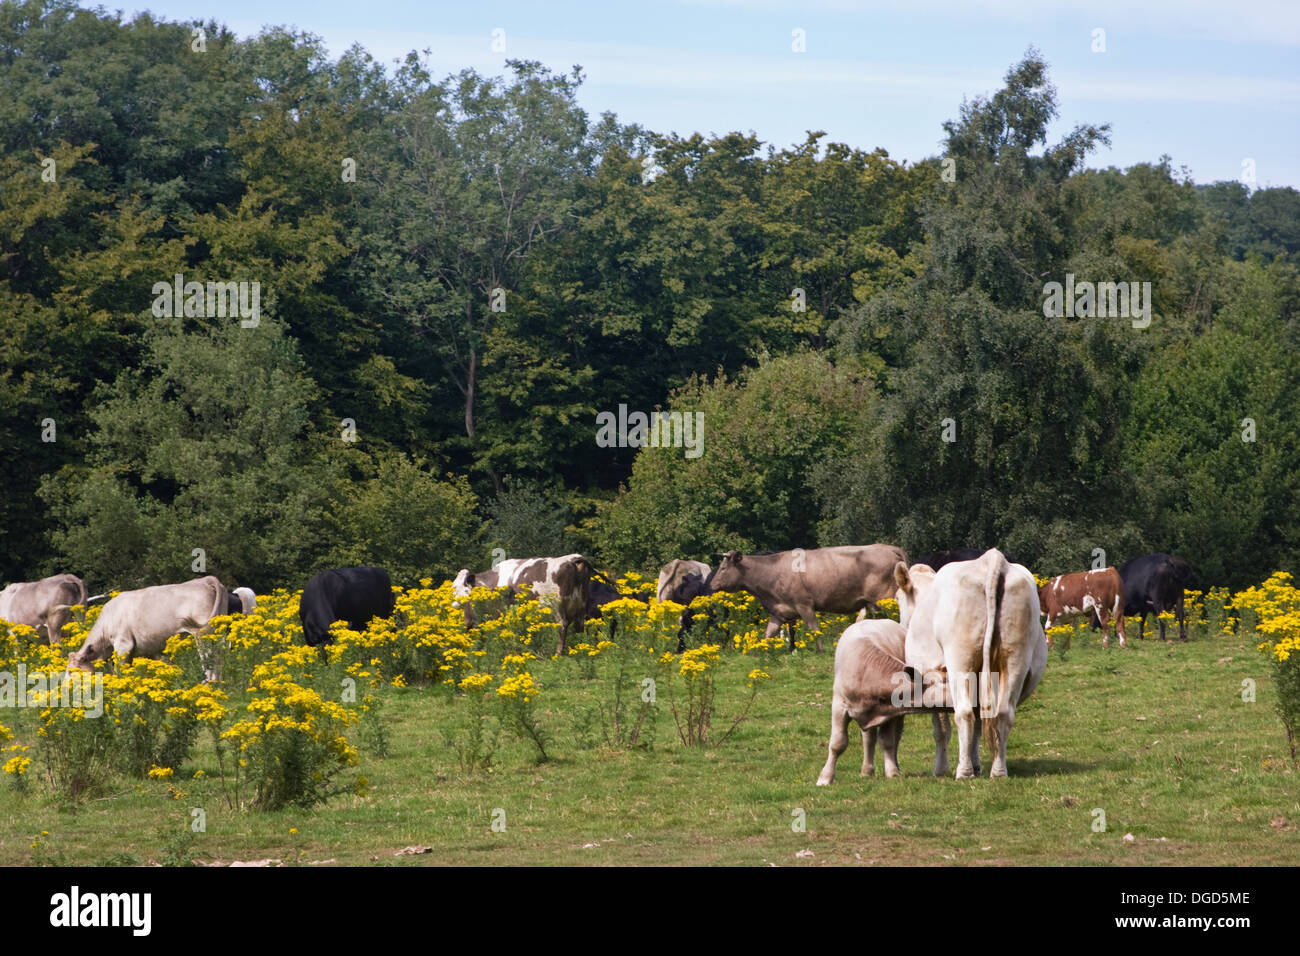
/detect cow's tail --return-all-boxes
[980,550,1006,720]
[206,578,226,628]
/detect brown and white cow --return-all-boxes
[1038,568,1127,648]
[706,545,907,652]
[894,550,1048,779]
[455,555,595,654]
[0,574,87,644]
[67,576,228,670]
[816,619,954,785]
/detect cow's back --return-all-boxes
[833,619,908,710]
[0,574,86,625]
[300,567,393,645]
[805,544,908,607]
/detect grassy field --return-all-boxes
[1,614,1295,867]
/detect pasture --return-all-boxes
[0,581,1294,867]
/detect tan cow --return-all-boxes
[816,618,954,785]
[1038,568,1127,648]
[707,545,908,652]
[894,550,1048,779]
[67,576,228,670]
[0,574,87,644]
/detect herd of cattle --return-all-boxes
[0,547,1193,779]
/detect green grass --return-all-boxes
[1,624,1296,866]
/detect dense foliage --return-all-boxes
[2,1,1297,590]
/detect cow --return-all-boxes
[299,566,395,649]
[656,559,712,652]
[893,549,1048,779]
[453,555,595,654]
[225,586,256,616]
[584,575,649,644]
[0,573,87,645]
[816,618,954,785]
[914,547,990,570]
[1038,568,1127,648]
[67,576,228,670]
[586,576,648,619]
[1114,554,1193,642]
[509,555,595,655]
[706,545,907,652]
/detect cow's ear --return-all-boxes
[893,561,911,594]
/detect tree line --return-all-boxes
[1,1,1297,591]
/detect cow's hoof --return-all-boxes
[885,768,901,779]
[816,778,831,787]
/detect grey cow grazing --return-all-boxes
[706,545,908,651]
[67,576,229,670]
[816,618,955,785]
[0,574,88,644]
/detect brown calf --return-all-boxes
[1038,568,1127,649]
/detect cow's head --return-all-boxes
[452,569,474,599]
[707,551,744,593]
[66,638,109,672]
[893,562,935,627]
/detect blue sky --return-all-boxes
[111,0,1299,187]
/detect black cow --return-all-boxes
[1115,554,1193,641]
[913,547,989,570]
[585,576,650,643]
[224,586,256,616]
[300,566,395,647]
[586,578,632,619]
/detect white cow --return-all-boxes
[893,550,1047,779]
[67,576,228,670]
[816,618,953,785]
[0,574,87,644]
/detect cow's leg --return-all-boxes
[988,704,1015,778]
[971,712,982,777]
[1115,601,1128,649]
[816,698,851,786]
[764,616,785,651]
[861,724,877,777]
[878,715,904,778]
[1159,614,1168,643]
[799,608,822,653]
[1178,592,1187,641]
[950,669,978,779]
[1138,613,1145,641]
[931,711,951,776]
[1099,610,1111,649]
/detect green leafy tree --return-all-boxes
[597,351,875,571]
[328,455,484,585]
[1123,260,1300,587]
[39,318,336,590]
